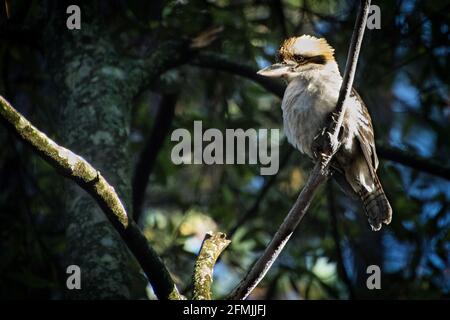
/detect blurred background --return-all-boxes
[0,0,448,299]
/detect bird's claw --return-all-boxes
[312,126,339,175]
[319,153,332,175]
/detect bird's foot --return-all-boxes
[312,127,328,159]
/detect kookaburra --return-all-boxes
[258,35,392,231]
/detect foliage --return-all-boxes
[0,0,448,299]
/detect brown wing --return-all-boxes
[351,89,379,175]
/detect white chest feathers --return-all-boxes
[281,67,360,158]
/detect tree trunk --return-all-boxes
[43,2,146,299]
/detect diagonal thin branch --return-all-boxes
[227,0,372,300]
[320,0,372,170]
[0,95,183,300]
[227,146,293,239]
[227,163,327,299]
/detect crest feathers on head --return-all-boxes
[278,35,335,62]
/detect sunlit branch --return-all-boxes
[193,232,231,300]
[0,95,183,300]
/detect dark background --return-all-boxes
[0,0,448,299]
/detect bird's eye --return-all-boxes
[294,54,305,62]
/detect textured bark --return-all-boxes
[36,0,193,299]
[193,232,231,300]
[0,94,183,300]
[43,5,146,299]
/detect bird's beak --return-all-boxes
[257,63,293,78]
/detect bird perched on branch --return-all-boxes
[258,35,392,231]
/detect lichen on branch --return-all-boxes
[0,95,129,227]
[193,232,231,300]
[0,94,183,300]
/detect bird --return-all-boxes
[257,35,392,231]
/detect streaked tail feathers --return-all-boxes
[358,174,392,231]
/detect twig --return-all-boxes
[227,0,372,300]
[5,0,10,18]
[193,232,231,300]
[0,95,183,300]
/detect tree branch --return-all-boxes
[227,163,327,299]
[192,52,286,98]
[130,29,224,221]
[227,146,293,239]
[193,232,231,300]
[377,144,450,180]
[320,0,371,170]
[132,93,178,221]
[0,95,183,300]
[129,40,192,95]
[227,0,371,300]
[130,27,223,93]
[191,54,449,180]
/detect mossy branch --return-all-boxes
[193,232,231,300]
[0,95,183,300]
